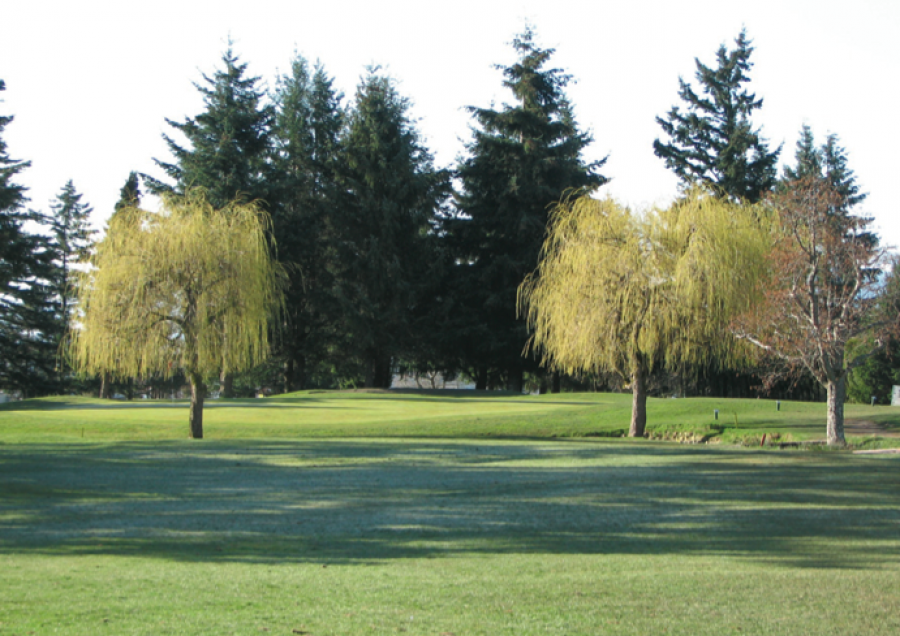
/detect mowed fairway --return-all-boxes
[1,392,899,635]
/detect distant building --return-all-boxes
[892,385,900,406]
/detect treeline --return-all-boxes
[1,29,896,402]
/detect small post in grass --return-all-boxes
[714,409,719,420]
[776,400,781,411]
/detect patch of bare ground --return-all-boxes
[845,419,900,438]
[847,419,900,454]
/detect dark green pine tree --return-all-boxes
[0,79,33,305]
[147,46,273,207]
[450,28,607,391]
[270,56,345,392]
[44,181,96,389]
[115,171,142,213]
[46,181,95,333]
[782,125,873,244]
[0,79,60,395]
[783,125,866,205]
[654,29,780,203]
[333,68,451,388]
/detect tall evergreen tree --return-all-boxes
[147,46,273,207]
[450,28,606,391]
[270,56,345,392]
[115,171,142,213]
[785,126,867,210]
[782,125,873,248]
[0,79,59,395]
[46,181,95,336]
[654,29,780,203]
[333,69,451,387]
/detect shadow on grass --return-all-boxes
[1,439,898,570]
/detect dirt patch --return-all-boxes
[844,419,900,438]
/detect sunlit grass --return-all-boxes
[1,393,899,634]
[1,390,897,445]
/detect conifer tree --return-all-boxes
[451,28,606,391]
[115,171,141,213]
[654,29,780,203]
[46,181,95,335]
[270,56,345,391]
[0,78,34,313]
[784,125,867,210]
[0,79,59,395]
[333,69,450,387]
[147,46,273,207]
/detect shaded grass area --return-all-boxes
[1,438,900,635]
[1,390,898,445]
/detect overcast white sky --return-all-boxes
[2,1,898,248]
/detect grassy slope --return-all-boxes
[1,392,899,635]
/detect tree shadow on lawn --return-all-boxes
[1,439,898,570]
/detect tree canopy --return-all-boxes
[332,68,451,387]
[654,29,780,203]
[733,176,894,444]
[148,46,273,207]
[0,79,60,395]
[451,27,606,391]
[519,190,771,435]
[68,190,284,437]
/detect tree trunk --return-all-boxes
[220,371,234,398]
[375,357,392,388]
[506,365,523,393]
[551,371,561,394]
[629,369,648,437]
[296,354,307,391]
[189,376,205,439]
[365,353,392,388]
[826,376,846,446]
[99,372,112,399]
[283,357,294,395]
[475,366,488,391]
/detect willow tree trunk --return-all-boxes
[826,376,846,446]
[189,377,206,439]
[99,372,112,399]
[629,369,648,437]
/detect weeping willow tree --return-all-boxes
[68,189,284,438]
[519,190,772,436]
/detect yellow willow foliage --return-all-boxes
[518,189,773,379]
[68,190,284,382]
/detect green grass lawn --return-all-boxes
[1,391,899,635]
[1,389,898,444]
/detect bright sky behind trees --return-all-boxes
[2,0,897,247]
